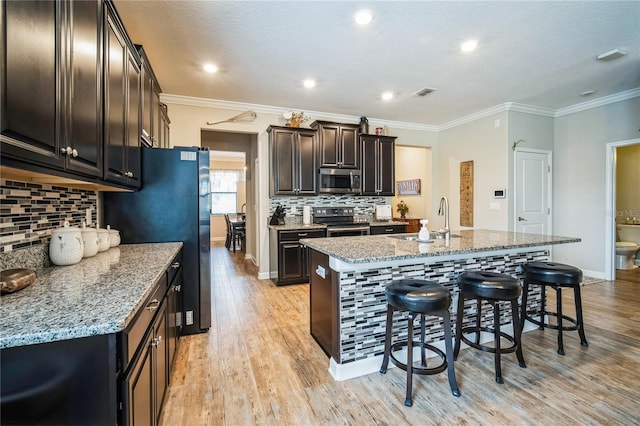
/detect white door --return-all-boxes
[515,149,552,234]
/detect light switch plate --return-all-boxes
[489,202,501,211]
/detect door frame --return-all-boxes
[605,138,640,280]
[513,148,553,234]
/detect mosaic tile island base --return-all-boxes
[301,229,581,381]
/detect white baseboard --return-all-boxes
[580,269,606,280]
[328,321,538,381]
[257,271,271,280]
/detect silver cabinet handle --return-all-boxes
[61,146,72,155]
[125,171,134,178]
[171,262,181,269]
[518,216,528,222]
[71,149,79,157]
[151,335,162,347]
[146,299,160,312]
[297,233,308,237]
[385,228,394,232]
[173,284,181,292]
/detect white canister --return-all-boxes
[97,228,110,252]
[303,206,312,225]
[81,223,99,258]
[49,221,84,266]
[107,225,120,247]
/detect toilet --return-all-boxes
[615,224,640,270]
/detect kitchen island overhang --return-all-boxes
[301,229,581,381]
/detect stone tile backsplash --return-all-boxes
[0,179,97,253]
[269,195,390,223]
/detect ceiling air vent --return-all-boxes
[412,87,437,97]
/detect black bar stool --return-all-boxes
[521,261,588,355]
[454,271,526,384]
[380,279,460,407]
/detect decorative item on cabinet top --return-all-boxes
[282,111,310,128]
[206,110,257,126]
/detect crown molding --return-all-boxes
[162,88,639,134]
[554,87,640,117]
[506,102,556,117]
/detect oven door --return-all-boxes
[327,225,370,238]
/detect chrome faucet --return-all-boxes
[438,196,450,235]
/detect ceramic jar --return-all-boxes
[49,221,84,266]
[97,228,110,252]
[80,223,99,258]
[107,225,120,247]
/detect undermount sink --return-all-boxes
[390,232,463,241]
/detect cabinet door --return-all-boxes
[278,242,305,283]
[152,84,161,147]
[126,51,141,188]
[360,135,378,195]
[271,129,296,195]
[297,130,317,194]
[104,10,127,185]
[154,302,168,425]
[66,0,102,177]
[126,332,154,426]
[318,124,339,168]
[339,125,359,169]
[1,0,63,168]
[141,63,153,145]
[378,137,395,195]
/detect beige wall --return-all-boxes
[392,146,433,221]
[615,144,640,222]
[553,97,640,276]
[437,111,510,230]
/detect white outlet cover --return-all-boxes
[489,202,501,211]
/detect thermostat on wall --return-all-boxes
[494,189,506,198]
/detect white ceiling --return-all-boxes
[114,1,640,126]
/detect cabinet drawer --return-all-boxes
[279,229,326,241]
[120,275,167,372]
[167,251,183,287]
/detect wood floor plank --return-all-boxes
[159,244,640,425]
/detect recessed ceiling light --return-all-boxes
[580,90,597,97]
[460,39,478,53]
[354,9,374,25]
[203,63,218,73]
[381,91,394,101]
[303,79,316,89]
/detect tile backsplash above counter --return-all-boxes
[0,178,97,255]
[269,194,390,224]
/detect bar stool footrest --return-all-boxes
[389,341,447,375]
[459,326,518,354]
[525,311,579,332]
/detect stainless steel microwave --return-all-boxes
[318,168,361,194]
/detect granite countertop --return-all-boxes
[0,242,183,349]
[300,229,580,264]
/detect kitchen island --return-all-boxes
[0,242,183,425]
[301,229,580,380]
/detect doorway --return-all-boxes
[201,130,258,263]
[605,138,640,281]
[514,149,552,234]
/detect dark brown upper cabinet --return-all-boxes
[103,1,141,188]
[268,126,318,196]
[311,121,359,169]
[1,0,103,178]
[360,135,396,196]
[137,45,163,148]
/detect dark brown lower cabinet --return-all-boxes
[275,229,326,286]
[124,298,168,426]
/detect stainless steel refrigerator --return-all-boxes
[103,147,211,335]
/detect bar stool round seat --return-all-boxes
[521,261,588,355]
[454,271,526,384]
[380,279,460,407]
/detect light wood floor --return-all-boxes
[160,244,640,425]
